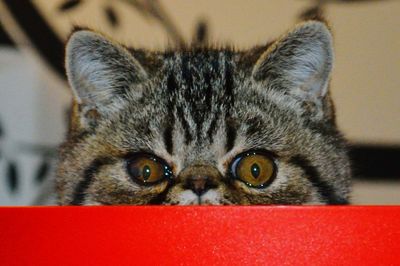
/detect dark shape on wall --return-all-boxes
[35,160,50,184]
[194,19,208,45]
[3,0,66,79]
[6,161,19,193]
[0,24,14,46]
[105,6,119,27]
[299,5,325,21]
[58,0,82,12]
[0,117,3,138]
[0,118,3,159]
[350,145,400,179]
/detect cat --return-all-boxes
[56,20,351,205]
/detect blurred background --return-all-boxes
[0,0,399,205]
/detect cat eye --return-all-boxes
[230,151,276,188]
[126,153,173,185]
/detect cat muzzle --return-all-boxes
[179,165,221,196]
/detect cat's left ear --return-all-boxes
[252,21,333,103]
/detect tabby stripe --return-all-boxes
[245,116,264,137]
[167,71,178,93]
[179,55,195,144]
[224,56,236,152]
[200,70,213,140]
[176,105,193,145]
[163,125,174,155]
[165,73,177,154]
[224,53,234,112]
[225,118,237,153]
[289,155,348,205]
[207,116,219,142]
[181,54,193,89]
[204,67,218,141]
[71,157,114,205]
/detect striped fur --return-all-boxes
[57,21,351,205]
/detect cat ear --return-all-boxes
[252,21,333,102]
[65,30,147,113]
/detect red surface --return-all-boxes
[0,206,399,266]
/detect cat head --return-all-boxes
[57,21,351,205]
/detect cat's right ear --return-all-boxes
[65,30,147,124]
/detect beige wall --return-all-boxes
[37,0,400,144]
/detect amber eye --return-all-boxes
[126,153,173,185]
[230,151,276,188]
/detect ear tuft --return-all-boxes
[252,21,333,101]
[65,30,147,110]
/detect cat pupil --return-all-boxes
[143,165,151,180]
[251,163,260,179]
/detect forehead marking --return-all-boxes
[165,51,236,150]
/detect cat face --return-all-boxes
[57,21,351,205]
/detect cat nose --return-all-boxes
[179,164,221,196]
[185,176,217,196]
